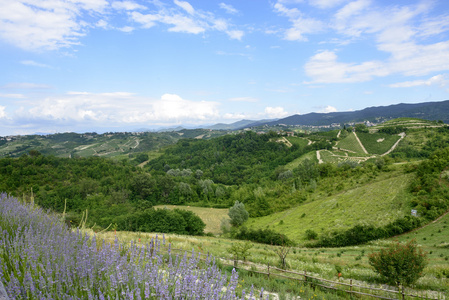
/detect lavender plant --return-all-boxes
[0,193,265,299]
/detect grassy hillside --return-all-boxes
[356,132,402,155]
[335,132,366,153]
[248,171,414,242]
[284,151,318,169]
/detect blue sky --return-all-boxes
[1,0,449,135]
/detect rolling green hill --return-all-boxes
[248,171,413,242]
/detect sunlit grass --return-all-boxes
[154,205,229,235]
[247,172,413,242]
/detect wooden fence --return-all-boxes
[167,247,444,300]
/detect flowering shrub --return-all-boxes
[0,193,263,299]
[368,239,427,287]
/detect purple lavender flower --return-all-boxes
[0,193,258,299]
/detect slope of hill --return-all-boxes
[248,170,413,242]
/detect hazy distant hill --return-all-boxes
[206,119,277,130]
[247,100,449,127]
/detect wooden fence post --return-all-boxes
[350,279,352,293]
[267,262,270,279]
[401,285,405,300]
[304,271,307,282]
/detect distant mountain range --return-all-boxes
[242,100,449,128]
[141,100,449,133]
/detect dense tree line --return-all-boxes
[312,216,422,247]
[146,131,331,185]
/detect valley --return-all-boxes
[1,117,449,298]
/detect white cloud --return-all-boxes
[309,0,347,9]
[0,0,243,51]
[223,113,247,119]
[174,0,195,15]
[304,50,387,83]
[131,2,243,39]
[130,12,159,29]
[0,93,26,99]
[111,1,146,11]
[264,106,289,118]
[1,83,52,89]
[22,92,220,124]
[312,1,449,83]
[229,97,258,102]
[118,26,135,33]
[0,106,6,119]
[389,74,449,89]
[226,30,244,40]
[219,3,238,15]
[274,2,324,41]
[322,105,337,113]
[332,0,371,34]
[20,60,52,68]
[96,19,108,29]
[161,14,205,34]
[0,0,96,51]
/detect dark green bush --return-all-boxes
[120,208,205,235]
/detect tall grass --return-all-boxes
[0,193,262,299]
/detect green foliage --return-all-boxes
[336,132,365,153]
[305,229,318,240]
[0,130,228,159]
[146,131,329,185]
[133,152,149,163]
[356,132,402,155]
[368,240,427,287]
[314,216,422,247]
[355,124,369,133]
[228,200,249,227]
[409,147,449,219]
[121,208,206,235]
[378,125,407,134]
[227,241,254,262]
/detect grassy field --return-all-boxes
[154,205,229,234]
[284,151,318,170]
[90,211,449,295]
[395,212,449,268]
[318,149,370,164]
[247,172,413,242]
[356,132,401,155]
[336,132,365,153]
[286,136,310,147]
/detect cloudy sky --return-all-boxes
[1,0,449,135]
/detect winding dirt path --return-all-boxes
[381,132,406,156]
[353,131,368,154]
[316,150,323,164]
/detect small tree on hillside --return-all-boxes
[228,201,249,227]
[227,241,253,266]
[273,242,291,269]
[368,240,427,287]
